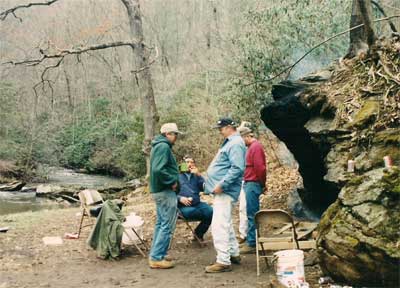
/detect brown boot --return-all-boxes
[237,237,246,244]
[230,255,241,264]
[205,263,232,273]
[149,259,174,269]
[164,254,174,261]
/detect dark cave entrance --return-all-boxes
[261,80,340,216]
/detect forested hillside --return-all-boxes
[2,0,383,179]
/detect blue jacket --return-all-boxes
[205,132,246,201]
[177,173,205,206]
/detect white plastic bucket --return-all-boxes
[274,249,305,288]
[122,213,144,245]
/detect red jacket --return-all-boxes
[244,139,267,186]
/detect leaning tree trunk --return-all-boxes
[120,0,158,177]
[346,0,377,58]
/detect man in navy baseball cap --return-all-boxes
[212,117,237,129]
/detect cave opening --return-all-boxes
[261,80,340,217]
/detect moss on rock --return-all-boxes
[347,100,380,128]
[374,129,400,145]
[382,167,400,194]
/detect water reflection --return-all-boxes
[0,168,124,215]
[0,191,62,215]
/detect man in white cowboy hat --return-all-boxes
[148,123,183,269]
[236,121,253,245]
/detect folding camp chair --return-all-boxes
[76,189,148,257]
[170,209,205,248]
[77,189,104,238]
[121,220,148,258]
[255,209,300,276]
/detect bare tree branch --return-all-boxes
[4,39,158,115]
[3,40,151,67]
[0,0,60,21]
[371,0,398,33]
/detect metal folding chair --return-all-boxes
[170,209,205,248]
[77,189,148,257]
[255,209,300,276]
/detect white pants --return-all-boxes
[239,186,248,239]
[211,193,240,265]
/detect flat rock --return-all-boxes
[36,184,63,194]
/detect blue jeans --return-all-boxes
[244,182,262,247]
[179,202,213,238]
[149,190,178,261]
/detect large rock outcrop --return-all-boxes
[317,167,399,286]
[261,37,400,286]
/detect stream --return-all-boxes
[0,168,125,216]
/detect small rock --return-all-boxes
[304,250,319,266]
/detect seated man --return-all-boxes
[177,156,213,241]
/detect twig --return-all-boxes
[4,40,158,109]
[59,194,79,203]
[130,46,159,74]
[379,60,400,85]
[243,15,400,86]
[376,2,400,12]
[371,0,398,33]
[0,0,60,21]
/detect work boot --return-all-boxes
[230,255,241,264]
[149,259,174,269]
[237,236,246,244]
[164,254,174,261]
[205,263,232,273]
[240,244,256,254]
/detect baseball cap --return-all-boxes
[160,123,183,134]
[212,117,237,129]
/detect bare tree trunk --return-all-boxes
[358,0,376,46]
[346,0,376,58]
[63,67,74,112]
[120,0,158,177]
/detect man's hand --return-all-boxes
[179,196,192,206]
[190,166,201,176]
[172,182,178,191]
[213,184,223,194]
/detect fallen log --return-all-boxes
[0,181,25,191]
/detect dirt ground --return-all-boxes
[0,167,323,288]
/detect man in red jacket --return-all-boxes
[238,126,267,254]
